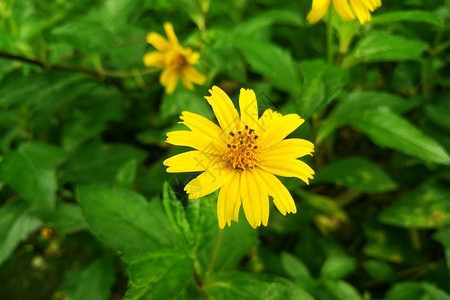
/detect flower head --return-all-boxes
[307,0,382,25]
[163,86,315,229]
[144,23,206,94]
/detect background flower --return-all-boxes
[307,0,382,24]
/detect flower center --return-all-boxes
[171,52,187,69]
[224,125,260,171]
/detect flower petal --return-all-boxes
[179,111,226,143]
[259,158,315,185]
[163,22,179,45]
[239,88,259,130]
[225,172,241,225]
[260,114,304,149]
[251,169,270,226]
[332,0,356,21]
[349,0,371,24]
[146,32,170,51]
[240,170,257,228]
[166,130,226,154]
[217,185,227,229]
[307,0,332,24]
[256,169,297,214]
[260,138,314,159]
[181,67,206,90]
[143,51,165,68]
[163,150,219,173]
[205,86,240,133]
[258,108,283,132]
[184,163,234,199]
[160,67,180,94]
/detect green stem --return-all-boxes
[326,11,334,65]
[205,229,224,281]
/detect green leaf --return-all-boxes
[317,91,415,143]
[344,32,428,67]
[0,200,42,266]
[18,142,68,169]
[323,280,361,300]
[44,203,87,234]
[297,59,346,119]
[422,283,450,300]
[162,182,194,249]
[314,156,397,192]
[160,87,212,121]
[379,182,450,228]
[320,256,357,280]
[205,271,315,300]
[62,141,147,184]
[349,109,450,165]
[115,159,138,188]
[280,252,315,294]
[371,10,443,27]
[123,249,194,300]
[51,20,115,53]
[433,229,450,272]
[56,256,115,300]
[0,150,57,211]
[363,260,396,282]
[236,38,302,96]
[77,185,176,253]
[383,282,424,300]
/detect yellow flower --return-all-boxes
[307,0,382,25]
[163,86,315,229]
[143,23,206,94]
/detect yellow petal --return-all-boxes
[332,0,356,21]
[205,86,240,133]
[163,22,179,45]
[239,88,259,131]
[259,158,315,185]
[160,67,180,94]
[349,0,371,24]
[179,111,226,143]
[260,138,314,159]
[258,108,283,132]
[185,51,200,65]
[307,0,331,24]
[181,67,206,90]
[143,51,165,68]
[256,169,297,214]
[217,186,227,229]
[166,130,225,154]
[240,170,257,228]
[251,169,270,226]
[184,164,234,199]
[260,114,304,149]
[225,172,241,225]
[146,32,170,51]
[163,150,220,173]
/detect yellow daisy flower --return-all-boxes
[307,0,382,25]
[163,86,315,229]
[143,22,206,94]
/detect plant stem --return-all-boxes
[205,229,224,281]
[326,11,334,65]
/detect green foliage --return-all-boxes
[1,0,450,299]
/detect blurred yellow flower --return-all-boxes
[163,86,315,229]
[143,23,206,94]
[307,0,382,25]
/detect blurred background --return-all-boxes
[1,0,450,299]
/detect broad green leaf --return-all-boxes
[363,260,396,282]
[115,159,138,188]
[123,249,194,300]
[344,32,427,67]
[297,190,347,218]
[314,156,397,192]
[162,182,194,249]
[371,10,443,27]
[281,252,315,294]
[56,256,115,300]
[51,20,115,53]
[422,283,450,300]
[425,97,450,131]
[43,203,87,234]
[160,87,212,120]
[62,141,147,184]
[350,109,450,165]
[77,185,176,253]
[379,182,450,228]
[433,229,450,271]
[383,282,424,300]
[320,256,357,280]
[323,280,361,300]
[205,271,315,300]
[317,91,415,143]
[364,218,423,264]
[236,38,302,96]
[297,59,346,119]
[0,200,42,265]
[18,142,68,169]
[0,151,57,210]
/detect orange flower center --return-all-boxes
[170,52,188,70]
[224,125,260,170]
